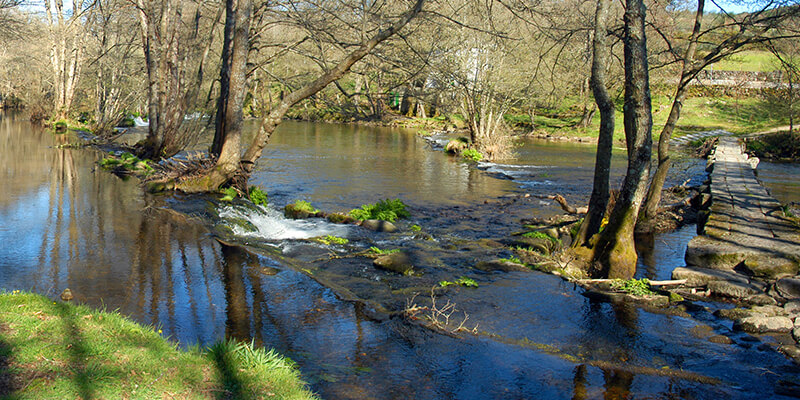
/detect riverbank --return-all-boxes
[0,291,316,399]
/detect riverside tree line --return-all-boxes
[0,0,798,278]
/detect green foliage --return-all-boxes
[410,224,422,232]
[368,246,400,255]
[456,277,479,288]
[0,291,316,399]
[522,231,561,244]
[349,198,410,222]
[610,278,654,296]
[569,218,583,238]
[220,187,238,202]
[323,235,349,245]
[290,200,318,213]
[99,152,153,174]
[440,277,479,288]
[461,148,483,162]
[248,186,269,207]
[498,256,523,264]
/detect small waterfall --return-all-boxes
[219,205,350,240]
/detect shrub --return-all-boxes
[611,278,654,296]
[349,198,410,222]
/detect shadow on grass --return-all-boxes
[55,303,94,400]
[0,327,17,397]
[209,341,247,400]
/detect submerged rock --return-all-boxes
[361,219,398,233]
[373,252,413,274]
[734,316,794,333]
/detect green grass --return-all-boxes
[498,256,523,264]
[461,148,483,162]
[0,291,316,399]
[349,199,410,222]
[439,277,479,288]
[522,231,561,245]
[610,279,655,296]
[712,50,780,72]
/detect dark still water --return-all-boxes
[1,113,798,399]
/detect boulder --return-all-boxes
[361,219,398,233]
[793,327,800,343]
[785,300,800,317]
[776,277,800,299]
[734,316,794,333]
[327,213,356,224]
[715,307,753,320]
[708,280,761,299]
[671,266,749,287]
[751,305,787,317]
[745,294,777,306]
[708,335,734,345]
[373,252,413,274]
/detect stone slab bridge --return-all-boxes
[681,137,800,282]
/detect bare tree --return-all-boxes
[44,0,93,119]
[640,0,800,227]
[167,0,427,192]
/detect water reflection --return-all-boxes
[1,114,799,399]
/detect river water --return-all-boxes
[1,112,798,399]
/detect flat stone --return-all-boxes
[776,277,800,299]
[785,300,800,316]
[708,280,761,299]
[751,305,786,317]
[715,307,753,320]
[734,316,794,333]
[372,252,412,274]
[745,294,777,306]
[671,266,749,286]
[361,219,398,233]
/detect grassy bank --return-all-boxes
[0,291,316,399]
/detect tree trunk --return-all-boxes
[591,0,652,279]
[212,0,252,183]
[573,0,615,247]
[173,0,427,192]
[640,0,704,227]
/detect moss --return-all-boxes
[349,199,410,222]
[248,186,269,207]
[285,200,319,219]
[327,212,355,224]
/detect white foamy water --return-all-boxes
[219,205,350,240]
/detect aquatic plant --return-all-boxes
[410,224,422,232]
[99,152,154,174]
[220,187,238,202]
[461,148,483,162]
[610,278,654,296]
[349,198,410,222]
[323,235,349,245]
[248,186,268,207]
[368,246,400,255]
[440,277,479,288]
[291,200,317,213]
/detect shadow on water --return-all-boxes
[2,113,800,399]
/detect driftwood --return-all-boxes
[528,194,587,215]
[576,278,687,286]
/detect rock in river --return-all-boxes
[776,277,800,299]
[734,316,794,333]
[361,219,398,233]
[373,252,412,274]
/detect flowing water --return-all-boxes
[1,113,799,399]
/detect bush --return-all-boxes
[349,198,410,222]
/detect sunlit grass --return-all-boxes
[0,291,316,399]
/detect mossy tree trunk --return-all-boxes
[590,0,652,279]
[573,0,615,248]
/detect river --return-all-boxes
[1,112,798,399]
